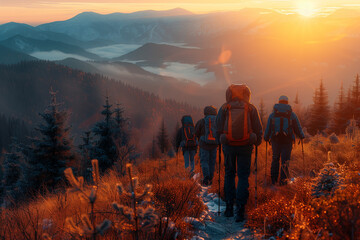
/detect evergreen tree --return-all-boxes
[78,131,93,180]
[172,122,180,151]
[113,103,128,145]
[157,119,170,154]
[150,136,160,159]
[91,96,117,173]
[351,74,360,120]
[22,90,74,194]
[332,82,348,134]
[294,91,300,105]
[2,142,22,201]
[259,98,267,130]
[308,79,330,135]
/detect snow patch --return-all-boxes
[30,51,90,61]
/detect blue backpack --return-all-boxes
[272,105,293,138]
[181,115,197,148]
[203,115,217,145]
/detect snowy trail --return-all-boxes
[189,174,257,240]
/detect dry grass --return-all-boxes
[0,157,205,240]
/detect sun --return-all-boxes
[296,1,318,17]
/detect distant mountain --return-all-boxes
[0,22,114,48]
[116,43,216,66]
[55,58,100,73]
[0,61,201,148]
[0,35,100,60]
[0,45,37,64]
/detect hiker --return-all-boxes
[195,106,218,186]
[264,95,305,186]
[176,115,198,175]
[216,84,263,222]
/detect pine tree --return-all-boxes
[172,122,180,151]
[157,119,170,154]
[351,74,360,120]
[332,82,347,134]
[78,131,93,180]
[22,90,74,194]
[259,98,267,130]
[294,91,300,105]
[113,103,128,145]
[308,79,330,135]
[91,96,117,173]
[2,142,22,202]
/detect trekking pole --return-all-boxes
[176,149,178,167]
[264,141,268,187]
[255,145,258,208]
[218,144,222,216]
[301,139,305,177]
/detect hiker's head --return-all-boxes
[279,95,289,104]
[181,115,194,126]
[204,106,217,116]
[226,84,251,103]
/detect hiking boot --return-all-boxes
[235,204,245,222]
[202,177,209,187]
[224,203,234,217]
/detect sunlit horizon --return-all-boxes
[1,0,360,25]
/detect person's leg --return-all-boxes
[200,148,210,184]
[223,145,236,217]
[279,142,292,185]
[271,141,281,185]
[183,150,189,170]
[208,148,217,184]
[189,150,196,173]
[235,146,253,222]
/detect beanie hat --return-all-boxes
[279,95,289,104]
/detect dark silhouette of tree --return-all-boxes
[332,82,347,134]
[22,90,74,194]
[259,98,267,130]
[2,142,22,202]
[91,96,117,173]
[157,119,170,154]
[78,131,93,180]
[308,79,330,135]
[150,136,160,159]
[294,91,300,105]
[351,74,360,120]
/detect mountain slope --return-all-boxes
[116,43,214,65]
[0,35,100,60]
[0,45,37,64]
[0,61,201,147]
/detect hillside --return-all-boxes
[0,61,201,148]
[0,45,37,64]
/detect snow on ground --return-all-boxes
[187,174,260,240]
[30,51,90,61]
[87,44,141,58]
[143,62,215,86]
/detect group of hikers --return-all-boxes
[175,84,305,223]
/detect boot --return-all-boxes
[224,203,234,217]
[235,204,245,222]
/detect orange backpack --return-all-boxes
[223,85,252,146]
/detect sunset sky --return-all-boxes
[1,0,360,25]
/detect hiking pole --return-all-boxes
[218,144,222,216]
[176,148,178,167]
[301,139,305,177]
[255,145,258,208]
[264,141,268,187]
